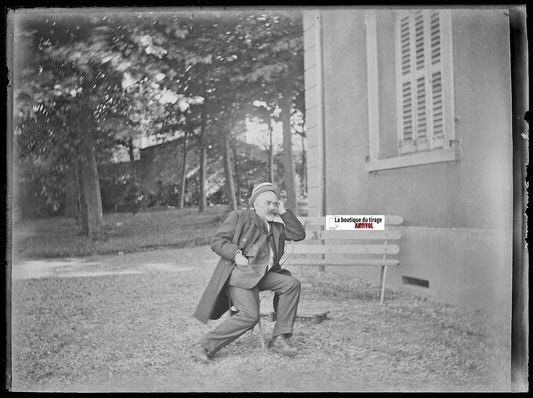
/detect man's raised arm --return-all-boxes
[280,209,306,241]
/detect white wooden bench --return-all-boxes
[283,215,403,304]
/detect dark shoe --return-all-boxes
[191,345,212,363]
[269,337,298,357]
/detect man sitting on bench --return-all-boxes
[192,182,306,363]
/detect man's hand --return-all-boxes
[234,252,249,266]
[278,199,287,215]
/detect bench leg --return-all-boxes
[379,265,387,304]
[256,318,267,351]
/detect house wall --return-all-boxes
[303,11,326,217]
[303,9,513,316]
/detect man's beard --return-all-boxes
[262,210,276,221]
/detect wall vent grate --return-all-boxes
[402,276,429,288]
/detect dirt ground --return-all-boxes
[9,246,512,392]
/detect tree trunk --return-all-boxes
[178,128,189,209]
[279,60,300,213]
[301,133,307,196]
[221,127,238,211]
[127,137,135,162]
[70,78,104,239]
[127,136,136,184]
[280,95,298,214]
[64,163,78,218]
[79,121,104,240]
[75,155,88,233]
[198,101,208,212]
[231,142,241,206]
[268,115,274,183]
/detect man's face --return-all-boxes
[253,190,279,221]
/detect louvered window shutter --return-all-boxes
[396,10,446,154]
[429,10,445,148]
[397,12,415,153]
[414,10,429,150]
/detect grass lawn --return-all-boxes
[12,205,230,259]
[10,207,513,392]
[10,246,511,392]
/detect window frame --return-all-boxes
[365,9,457,172]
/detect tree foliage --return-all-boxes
[13,10,305,226]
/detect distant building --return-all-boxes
[100,132,275,209]
[303,8,517,316]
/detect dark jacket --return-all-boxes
[193,208,305,324]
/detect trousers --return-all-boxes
[198,270,301,354]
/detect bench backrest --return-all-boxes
[282,215,403,267]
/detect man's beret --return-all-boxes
[249,182,281,207]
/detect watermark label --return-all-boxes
[326,215,385,230]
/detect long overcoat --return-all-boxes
[193,208,305,324]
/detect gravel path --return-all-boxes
[10,246,511,392]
